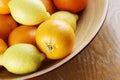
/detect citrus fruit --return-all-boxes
[49,11,78,30]
[53,0,88,13]
[0,38,8,68]
[0,0,10,14]
[0,14,18,41]
[8,0,50,25]
[36,19,75,60]
[0,43,45,74]
[8,25,37,46]
[41,0,56,14]
[0,38,8,54]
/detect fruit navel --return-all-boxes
[47,45,53,51]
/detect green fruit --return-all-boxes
[0,43,45,74]
[8,0,50,25]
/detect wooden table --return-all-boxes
[32,0,120,79]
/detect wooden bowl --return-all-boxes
[0,0,108,79]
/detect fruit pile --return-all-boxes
[0,0,87,75]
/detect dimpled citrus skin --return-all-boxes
[8,0,50,25]
[0,44,45,74]
[36,19,75,60]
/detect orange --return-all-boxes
[41,0,56,14]
[0,0,10,14]
[0,14,18,41]
[8,25,37,46]
[0,38,8,54]
[36,19,75,60]
[0,38,7,68]
[53,0,88,13]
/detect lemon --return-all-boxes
[8,0,50,25]
[49,11,78,30]
[0,43,45,74]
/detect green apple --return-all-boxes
[8,0,50,25]
[0,43,45,74]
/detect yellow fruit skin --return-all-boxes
[0,44,45,74]
[49,11,78,31]
[8,0,50,25]
[36,19,75,60]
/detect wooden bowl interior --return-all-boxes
[0,0,108,79]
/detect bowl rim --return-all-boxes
[8,0,109,79]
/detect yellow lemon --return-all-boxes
[8,0,50,25]
[49,11,78,30]
[0,43,45,74]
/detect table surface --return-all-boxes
[32,0,120,80]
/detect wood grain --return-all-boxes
[32,0,120,80]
